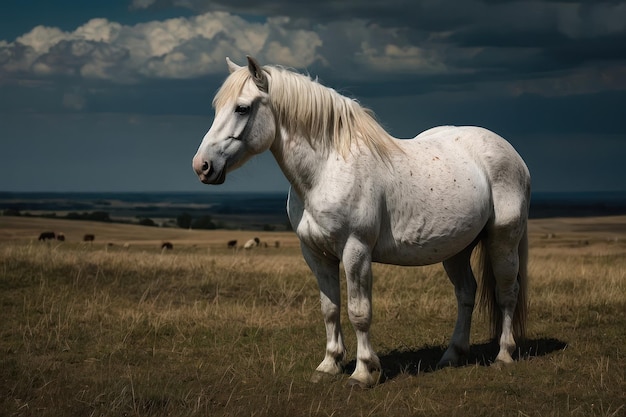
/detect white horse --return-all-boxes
[193,56,530,388]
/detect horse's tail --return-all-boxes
[477,226,528,341]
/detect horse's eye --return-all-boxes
[235,105,250,115]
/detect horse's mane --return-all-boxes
[213,65,399,160]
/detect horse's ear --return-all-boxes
[247,55,268,93]
[226,57,241,73]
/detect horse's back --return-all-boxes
[414,125,531,227]
[411,125,529,192]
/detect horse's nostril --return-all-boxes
[202,161,209,172]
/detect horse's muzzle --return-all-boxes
[192,156,226,185]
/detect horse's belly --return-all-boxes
[373,200,490,266]
[373,140,492,265]
[372,227,482,266]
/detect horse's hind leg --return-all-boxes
[438,245,478,368]
[486,221,525,365]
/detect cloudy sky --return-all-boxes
[1,0,625,193]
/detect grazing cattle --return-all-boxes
[83,234,95,242]
[38,231,56,241]
[161,242,174,250]
[227,239,237,248]
[56,233,65,241]
[275,241,280,248]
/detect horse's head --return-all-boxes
[192,56,276,184]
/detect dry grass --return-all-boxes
[0,216,625,416]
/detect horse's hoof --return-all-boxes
[310,371,341,384]
[346,369,381,389]
[347,377,372,389]
[494,353,514,366]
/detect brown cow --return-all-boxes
[161,242,173,250]
[83,234,95,242]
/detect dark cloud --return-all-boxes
[0,0,623,192]
[123,0,626,96]
[1,1,624,100]
[131,0,416,22]
[545,33,626,65]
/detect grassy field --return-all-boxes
[0,215,625,416]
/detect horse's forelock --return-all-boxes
[213,68,252,110]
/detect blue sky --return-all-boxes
[1,0,625,192]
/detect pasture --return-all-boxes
[0,216,625,416]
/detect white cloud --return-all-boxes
[0,11,455,84]
[263,17,322,68]
[16,26,69,54]
[0,12,322,83]
[358,43,446,74]
[75,18,122,43]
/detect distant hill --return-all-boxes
[0,191,291,231]
[1,191,626,229]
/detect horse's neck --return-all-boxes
[270,129,327,198]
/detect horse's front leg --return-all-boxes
[343,237,381,388]
[301,244,346,382]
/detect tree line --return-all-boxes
[2,209,220,230]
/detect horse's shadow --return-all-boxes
[344,338,567,382]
